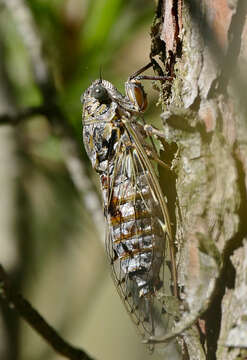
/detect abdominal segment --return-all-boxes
[102,164,164,299]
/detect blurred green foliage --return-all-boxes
[21,0,154,130]
[0,1,164,360]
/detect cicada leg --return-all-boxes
[134,121,171,170]
[125,60,173,113]
[143,123,179,169]
[126,60,174,168]
[144,145,171,171]
[128,60,172,83]
[144,124,167,140]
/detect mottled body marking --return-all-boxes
[81,74,177,344]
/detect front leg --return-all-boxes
[134,122,171,170]
[144,144,171,171]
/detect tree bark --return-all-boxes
[152,0,247,359]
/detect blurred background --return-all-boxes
[0,0,163,359]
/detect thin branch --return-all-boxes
[0,264,94,360]
[61,137,105,242]
[0,106,47,125]
[0,105,105,244]
[0,8,103,350]
[1,0,50,88]
[0,0,105,243]
[0,6,104,356]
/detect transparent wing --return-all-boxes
[104,121,178,346]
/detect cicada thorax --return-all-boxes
[82,77,176,343]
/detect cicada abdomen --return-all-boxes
[81,71,177,346]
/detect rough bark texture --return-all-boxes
[151,0,247,359]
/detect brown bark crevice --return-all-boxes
[150,0,247,358]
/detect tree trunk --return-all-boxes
[152,1,247,359]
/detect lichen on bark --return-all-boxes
[150,0,247,358]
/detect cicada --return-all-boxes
[81,63,178,348]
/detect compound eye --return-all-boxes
[91,85,111,104]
